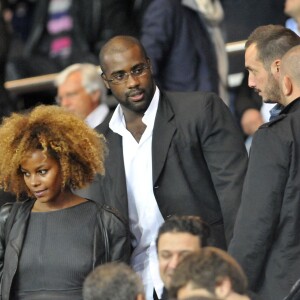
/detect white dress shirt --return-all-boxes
[109,87,164,300]
[85,103,109,128]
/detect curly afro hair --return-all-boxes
[0,105,106,199]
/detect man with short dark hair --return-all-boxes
[156,216,210,299]
[83,262,145,300]
[229,25,300,300]
[169,247,250,300]
[242,24,299,118]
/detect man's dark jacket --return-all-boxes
[229,98,300,300]
[95,91,248,248]
[140,0,219,94]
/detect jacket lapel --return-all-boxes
[104,131,129,218]
[152,92,176,185]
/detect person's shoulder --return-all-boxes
[259,105,300,130]
[165,90,220,104]
[259,114,286,129]
[164,91,225,113]
[0,202,15,223]
[253,113,294,149]
[93,202,128,226]
[0,200,31,225]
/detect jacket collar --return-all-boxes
[281,97,300,115]
[152,91,176,185]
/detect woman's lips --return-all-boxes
[34,189,47,198]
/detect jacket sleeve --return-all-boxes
[228,128,288,290]
[198,94,248,243]
[0,203,13,283]
[101,205,131,264]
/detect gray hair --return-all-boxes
[55,63,107,103]
[83,262,144,300]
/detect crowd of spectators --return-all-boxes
[2,1,300,300]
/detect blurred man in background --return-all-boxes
[55,63,112,128]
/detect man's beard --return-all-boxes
[264,74,281,103]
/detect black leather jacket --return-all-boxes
[0,199,131,300]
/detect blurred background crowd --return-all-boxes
[0,0,287,116]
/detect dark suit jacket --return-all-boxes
[92,91,247,248]
[140,0,219,94]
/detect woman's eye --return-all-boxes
[39,170,47,175]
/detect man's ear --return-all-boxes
[271,59,281,79]
[147,57,153,73]
[91,90,101,104]
[282,75,293,96]
[215,277,232,299]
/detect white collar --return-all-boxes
[85,103,109,128]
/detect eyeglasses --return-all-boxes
[101,64,150,85]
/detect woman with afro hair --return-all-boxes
[0,105,130,300]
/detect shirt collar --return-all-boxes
[85,103,109,128]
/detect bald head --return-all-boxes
[99,36,148,73]
[280,45,300,105]
[282,45,300,83]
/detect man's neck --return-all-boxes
[126,120,147,142]
[122,109,146,142]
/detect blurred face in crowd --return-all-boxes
[245,43,281,103]
[177,283,216,300]
[157,232,202,289]
[285,0,300,18]
[101,40,155,117]
[57,71,100,119]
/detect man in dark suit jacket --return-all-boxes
[139,0,228,104]
[95,35,247,299]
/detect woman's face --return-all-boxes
[20,150,63,205]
